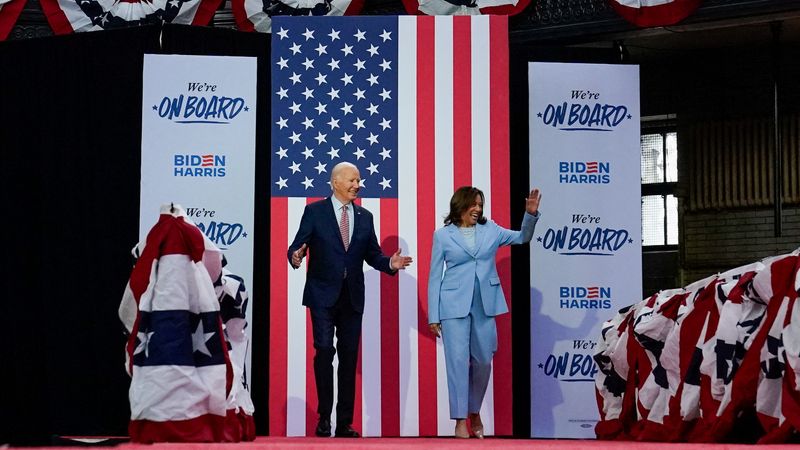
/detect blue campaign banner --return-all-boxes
[528,62,642,438]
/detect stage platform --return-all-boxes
[40,437,800,449]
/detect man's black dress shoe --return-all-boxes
[315,418,331,437]
[334,424,360,438]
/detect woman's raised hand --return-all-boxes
[526,188,542,215]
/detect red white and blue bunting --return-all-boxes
[39,0,221,34]
[594,249,800,443]
[0,0,26,40]
[609,0,702,27]
[120,205,255,442]
[402,0,531,16]
[231,0,363,33]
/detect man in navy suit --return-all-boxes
[288,161,412,438]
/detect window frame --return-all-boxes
[641,121,679,251]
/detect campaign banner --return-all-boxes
[140,54,258,381]
[529,62,641,438]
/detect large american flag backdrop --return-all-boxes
[269,15,511,437]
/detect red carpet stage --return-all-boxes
[38,437,800,450]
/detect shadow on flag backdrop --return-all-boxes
[269,15,512,437]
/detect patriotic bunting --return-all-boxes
[215,266,257,441]
[0,0,25,40]
[608,0,702,28]
[401,0,532,16]
[595,248,800,443]
[231,0,363,33]
[39,0,221,34]
[119,204,254,442]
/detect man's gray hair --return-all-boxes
[330,161,358,189]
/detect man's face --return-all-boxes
[333,166,361,203]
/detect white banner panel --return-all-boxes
[529,62,641,438]
[140,54,258,381]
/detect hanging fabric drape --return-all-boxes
[120,204,256,442]
[232,0,363,33]
[608,0,702,28]
[401,0,531,16]
[0,0,26,40]
[39,0,221,34]
[595,249,800,443]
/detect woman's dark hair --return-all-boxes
[444,186,487,226]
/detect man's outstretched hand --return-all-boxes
[390,249,413,271]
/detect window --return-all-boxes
[641,119,678,247]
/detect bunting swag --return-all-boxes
[595,249,800,443]
[0,0,25,40]
[119,205,255,442]
[232,0,363,33]
[38,0,220,34]
[401,0,531,16]
[608,0,702,28]
[215,267,257,441]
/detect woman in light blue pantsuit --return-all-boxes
[428,186,541,439]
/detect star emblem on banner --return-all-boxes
[134,331,155,358]
[192,320,215,357]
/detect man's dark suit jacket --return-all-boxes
[287,197,395,313]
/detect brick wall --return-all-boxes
[681,205,800,284]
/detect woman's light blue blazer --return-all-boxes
[428,211,540,324]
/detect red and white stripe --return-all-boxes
[269,15,511,437]
[609,0,702,28]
